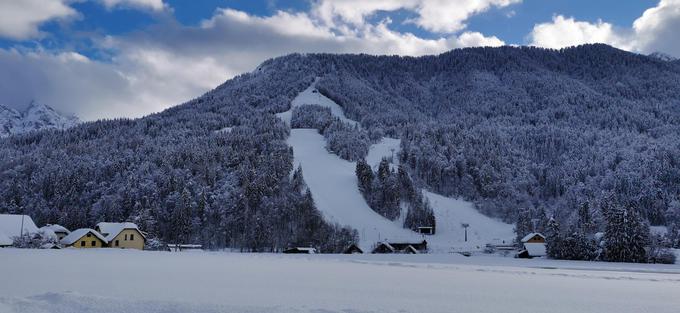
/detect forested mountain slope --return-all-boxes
[1,44,680,249]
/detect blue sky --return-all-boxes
[0,0,678,120]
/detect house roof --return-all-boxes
[38,228,59,241]
[0,214,39,238]
[60,228,107,245]
[377,242,395,252]
[521,232,546,243]
[96,222,145,241]
[0,232,13,246]
[41,224,70,234]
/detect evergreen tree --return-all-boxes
[355,159,373,194]
[603,203,649,263]
[515,209,533,244]
[545,217,562,259]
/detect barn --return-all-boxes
[372,240,428,254]
[520,232,547,257]
[343,244,363,254]
[283,247,317,254]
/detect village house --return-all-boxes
[343,244,363,254]
[372,240,428,254]
[40,224,71,241]
[0,214,39,247]
[283,247,317,254]
[519,232,547,257]
[60,228,108,248]
[95,222,146,250]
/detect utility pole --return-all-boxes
[462,223,470,242]
[20,214,25,238]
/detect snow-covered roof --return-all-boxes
[60,228,107,245]
[0,214,39,238]
[96,222,144,241]
[521,232,545,243]
[39,228,58,241]
[41,224,70,234]
[0,232,13,246]
[524,243,547,257]
[377,242,395,252]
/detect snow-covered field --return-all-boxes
[1,249,679,313]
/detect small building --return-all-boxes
[417,226,435,235]
[401,245,418,254]
[520,232,546,257]
[343,244,363,254]
[372,240,428,254]
[283,247,317,254]
[40,224,70,241]
[372,242,395,254]
[60,228,107,248]
[0,214,39,241]
[95,222,146,250]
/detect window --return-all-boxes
[86,233,91,237]
[92,241,96,246]
[80,241,85,247]
[115,240,119,246]
[124,234,128,240]
[130,234,134,241]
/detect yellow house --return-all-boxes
[60,228,107,248]
[95,222,146,250]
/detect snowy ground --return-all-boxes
[282,82,514,251]
[1,249,679,313]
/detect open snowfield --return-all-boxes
[1,249,679,313]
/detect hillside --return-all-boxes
[1,44,680,251]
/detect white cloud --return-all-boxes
[529,0,680,56]
[0,7,506,120]
[312,0,521,33]
[528,15,628,50]
[0,0,77,40]
[100,0,167,11]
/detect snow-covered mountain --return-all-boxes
[0,102,79,137]
[1,44,680,255]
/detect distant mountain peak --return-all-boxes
[0,102,80,138]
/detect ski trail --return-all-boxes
[288,129,420,250]
[276,80,358,128]
[280,81,514,252]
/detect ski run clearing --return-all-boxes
[1,249,679,313]
[282,81,514,251]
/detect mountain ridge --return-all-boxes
[1,44,679,251]
[0,101,79,137]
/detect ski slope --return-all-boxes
[364,134,514,252]
[424,191,514,252]
[288,129,420,249]
[365,137,400,170]
[282,82,515,252]
[276,81,358,127]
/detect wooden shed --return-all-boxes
[283,247,317,254]
[343,244,363,254]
